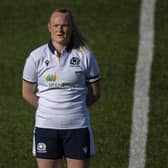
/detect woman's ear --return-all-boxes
[48,23,51,33]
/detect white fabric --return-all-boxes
[23,43,100,129]
[23,42,100,155]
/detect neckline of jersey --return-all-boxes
[48,40,72,55]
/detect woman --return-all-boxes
[22,8,100,168]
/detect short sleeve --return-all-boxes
[22,55,37,83]
[86,51,101,83]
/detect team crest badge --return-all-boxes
[70,57,80,66]
[37,142,47,153]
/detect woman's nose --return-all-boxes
[57,25,63,31]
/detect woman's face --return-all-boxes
[48,12,72,46]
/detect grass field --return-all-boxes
[0,0,167,167]
[146,0,168,167]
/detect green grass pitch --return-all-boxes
[0,0,167,167]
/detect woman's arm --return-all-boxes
[86,80,100,107]
[22,80,39,108]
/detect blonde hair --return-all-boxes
[49,8,87,50]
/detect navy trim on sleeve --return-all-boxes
[23,78,37,84]
[86,78,101,84]
[86,74,100,80]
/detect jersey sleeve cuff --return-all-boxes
[23,78,37,84]
[86,74,101,84]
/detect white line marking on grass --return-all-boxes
[129,0,156,168]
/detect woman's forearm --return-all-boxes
[23,93,39,108]
[22,80,38,108]
[86,81,100,107]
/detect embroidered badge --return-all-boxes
[70,57,80,66]
[37,142,47,153]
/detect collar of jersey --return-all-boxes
[48,40,71,55]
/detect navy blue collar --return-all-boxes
[48,40,72,54]
[48,40,56,54]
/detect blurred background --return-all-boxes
[0,0,167,167]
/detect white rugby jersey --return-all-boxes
[23,40,100,129]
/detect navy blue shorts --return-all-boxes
[33,127,90,160]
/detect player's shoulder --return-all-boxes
[29,43,48,61]
[72,46,94,59]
